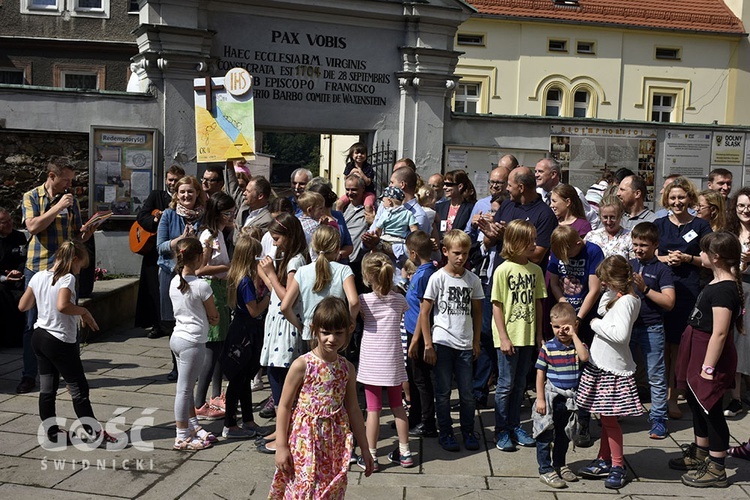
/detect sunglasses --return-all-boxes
[443,182,458,187]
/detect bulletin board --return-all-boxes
[89,126,159,218]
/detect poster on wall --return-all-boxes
[550,125,657,200]
[194,68,256,163]
[663,130,712,178]
[712,132,745,166]
[89,127,159,218]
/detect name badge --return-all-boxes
[683,229,698,243]
[440,220,447,232]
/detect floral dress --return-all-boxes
[269,352,353,500]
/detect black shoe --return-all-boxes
[259,399,276,419]
[16,376,36,394]
[409,423,438,437]
[257,442,276,454]
[167,369,178,381]
[575,425,593,448]
[147,328,165,339]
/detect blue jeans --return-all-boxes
[472,290,497,403]
[536,395,572,473]
[494,345,534,434]
[22,268,38,379]
[433,344,475,436]
[629,323,668,420]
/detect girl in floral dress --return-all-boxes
[270,297,373,499]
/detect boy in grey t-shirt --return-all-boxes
[419,230,484,452]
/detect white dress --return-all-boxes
[260,253,307,368]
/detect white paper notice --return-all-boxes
[663,130,712,177]
[125,149,153,169]
[104,185,116,203]
[131,171,152,202]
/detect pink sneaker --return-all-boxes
[195,403,225,421]
[210,395,226,412]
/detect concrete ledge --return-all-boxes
[79,277,139,341]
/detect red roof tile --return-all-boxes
[468,0,746,35]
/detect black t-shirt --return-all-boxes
[687,280,742,333]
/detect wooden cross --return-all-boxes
[194,76,225,112]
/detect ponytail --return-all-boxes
[174,237,203,294]
[361,252,393,295]
[52,240,88,285]
[311,225,340,293]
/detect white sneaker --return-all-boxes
[251,379,264,391]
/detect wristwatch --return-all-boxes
[702,364,715,375]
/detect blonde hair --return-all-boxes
[52,240,88,285]
[311,225,340,292]
[661,176,698,209]
[550,302,577,325]
[226,234,262,309]
[298,191,324,215]
[550,225,582,264]
[174,238,203,293]
[699,189,727,232]
[169,176,205,210]
[500,220,536,261]
[362,252,393,295]
[596,255,634,310]
[442,229,471,251]
[598,195,624,216]
[415,185,436,208]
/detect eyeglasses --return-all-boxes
[202,177,221,184]
[221,210,236,218]
[443,182,457,187]
[737,204,750,212]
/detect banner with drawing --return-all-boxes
[194,68,256,163]
[89,127,158,218]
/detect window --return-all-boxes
[54,63,105,90]
[577,41,596,55]
[0,69,26,85]
[655,47,681,60]
[548,40,568,52]
[454,83,481,113]
[457,33,485,46]
[573,90,589,117]
[651,94,674,122]
[21,0,109,17]
[545,88,563,116]
[128,0,139,13]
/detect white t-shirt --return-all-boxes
[199,229,230,279]
[261,231,277,259]
[170,274,214,344]
[30,270,78,343]
[423,268,484,350]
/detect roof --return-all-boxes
[468,0,746,35]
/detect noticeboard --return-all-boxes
[89,126,159,218]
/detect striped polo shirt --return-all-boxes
[22,185,82,272]
[535,337,584,390]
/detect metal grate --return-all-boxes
[370,140,396,195]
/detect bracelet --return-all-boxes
[690,255,695,264]
[643,286,651,295]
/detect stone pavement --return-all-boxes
[2,325,750,499]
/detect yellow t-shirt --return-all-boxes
[491,260,547,347]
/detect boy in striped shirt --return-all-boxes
[534,302,589,489]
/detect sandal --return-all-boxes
[192,426,218,444]
[174,437,213,451]
[728,442,750,460]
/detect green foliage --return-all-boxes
[263,133,320,176]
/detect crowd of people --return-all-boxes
[7,147,750,497]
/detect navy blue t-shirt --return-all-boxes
[234,275,258,318]
[547,241,604,313]
[630,256,675,326]
[491,196,558,274]
[344,161,376,194]
[404,261,438,334]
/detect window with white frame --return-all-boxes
[54,63,105,90]
[454,83,481,114]
[62,72,99,89]
[573,90,589,117]
[651,94,674,122]
[21,0,109,17]
[545,88,563,116]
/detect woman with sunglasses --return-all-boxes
[436,170,476,241]
[157,176,206,380]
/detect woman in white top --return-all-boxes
[20,240,121,448]
[584,195,633,259]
